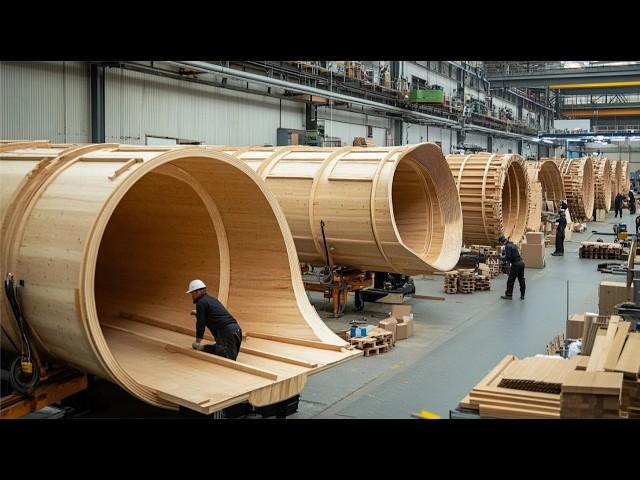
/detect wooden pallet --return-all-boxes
[579,241,622,260]
[444,270,459,294]
[474,275,491,291]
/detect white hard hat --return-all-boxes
[186,279,206,293]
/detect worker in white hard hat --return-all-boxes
[186,279,242,360]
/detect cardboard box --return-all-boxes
[521,242,545,269]
[396,318,414,340]
[378,317,397,345]
[598,281,631,316]
[567,314,586,339]
[525,232,544,244]
[391,304,412,319]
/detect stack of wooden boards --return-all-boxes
[579,241,623,259]
[545,334,565,356]
[459,315,640,418]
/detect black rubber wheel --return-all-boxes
[9,357,39,395]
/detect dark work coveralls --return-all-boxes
[614,193,624,218]
[504,241,526,298]
[555,215,567,254]
[629,191,636,215]
[194,294,243,360]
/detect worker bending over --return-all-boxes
[186,279,242,360]
[499,235,526,300]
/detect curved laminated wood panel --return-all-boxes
[621,160,630,193]
[0,142,359,413]
[610,159,622,204]
[558,156,595,221]
[525,159,566,231]
[213,143,463,274]
[593,157,612,211]
[446,153,529,246]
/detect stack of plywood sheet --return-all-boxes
[497,356,579,394]
[560,370,623,418]
[459,355,562,419]
[615,331,640,418]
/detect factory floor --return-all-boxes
[288,210,635,419]
[24,210,635,419]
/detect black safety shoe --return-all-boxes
[520,296,525,300]
[500,295,512,300]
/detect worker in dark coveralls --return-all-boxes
[552,209,567,256]
[499,236,526,300]
[614,192,624,218]
[629,190,636,215]
[186,279,242,360]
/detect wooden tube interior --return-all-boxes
[391,156,440,263]
[501,161,528,241]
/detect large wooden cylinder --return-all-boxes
[445,153,529,246]
[212,143,464,275]
[558,156,595,221]
[621,160,630,193]
[0,142,358,413]
[593,156,612,212]
[525,159,566,231]
[611,159,622,203]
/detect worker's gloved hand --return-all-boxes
[192,341,201,350]
[190,309,197,316]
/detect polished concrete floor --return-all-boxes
[288,209,635,419]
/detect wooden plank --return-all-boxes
[479,404,559,419]
[245,331,345,351]
[586,328,611,372]
[165,345,279,381]
[119,312,214,341]
[239,346,317,368]
[562,370,623,395]
[615,332,640,377]
[412,294,445,301]
[102,323,279,380]
[604,321,631,371]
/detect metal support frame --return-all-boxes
[90,63,106,143]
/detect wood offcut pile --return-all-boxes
[579,241,623,260]
[459,315,640,418]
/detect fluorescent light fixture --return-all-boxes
[531,137,541,142]
[543,139,554,144]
